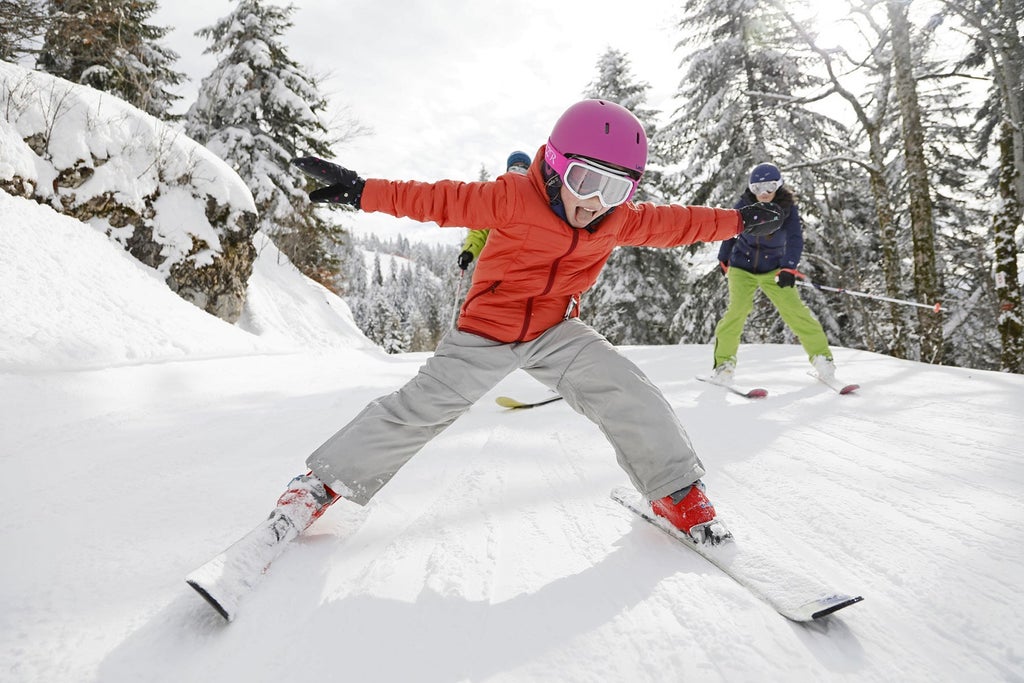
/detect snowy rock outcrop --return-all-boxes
[0,61,258,322]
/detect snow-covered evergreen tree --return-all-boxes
[581,48,689,345]
[657,0,836,208]
[341,238,456,353]
[583,48,667,202]
[36,0,184,118]
[186,0,345,289]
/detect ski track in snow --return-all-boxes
[4,345,1024,682]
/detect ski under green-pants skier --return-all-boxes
[713,268,832,368]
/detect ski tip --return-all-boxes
[495,395,563,409]
[746,388,769,399]
[839,384,860,395]
[186,579,234,622]
[495,396,526,408]
[811,595,864,619]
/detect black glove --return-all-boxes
[776,269,796,288]
[457,250,474,270]
[739,202,783,236]
[291,156,365,207]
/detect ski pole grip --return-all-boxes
[774,268,805,288]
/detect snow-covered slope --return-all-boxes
[2,190,1023,683]
[0,192,374,372]
[0,192,263,370]
[236,231,377,353]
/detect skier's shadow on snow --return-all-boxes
[101,534,686,681]
[98,519,864,683]
[302,534,680,682]
[311,536,675,679]
[294,528,861,682]
[97,533,680,682]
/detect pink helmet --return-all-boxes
[546,99,647,178]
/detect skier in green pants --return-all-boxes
[711,162,836,383]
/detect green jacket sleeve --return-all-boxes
[460,229,490,258]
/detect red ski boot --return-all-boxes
[651,481,731,544]
[274,472,339,533]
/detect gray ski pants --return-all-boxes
[307,319,705,505]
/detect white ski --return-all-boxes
[610,487,863,622]
[695,375,768,399]
[808,370,860,395]
[185,510,299,621]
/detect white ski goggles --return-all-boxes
[545,143,639,207]
[749,180,783,195]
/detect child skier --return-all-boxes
[280,99,781,545]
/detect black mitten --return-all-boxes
[776,269,796,288]
[292,156,365,207]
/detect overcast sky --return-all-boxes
[154,2,687,176]
[154,2,951,245]
[154,1,690,242]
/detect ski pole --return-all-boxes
[451,270,466,328]
[781,269,942,313]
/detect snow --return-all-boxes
[0,193,372,371]
[3,190,1023,682]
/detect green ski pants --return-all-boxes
[713,268,832,367]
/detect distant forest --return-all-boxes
[6,0,1021,371]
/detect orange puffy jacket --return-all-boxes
[361,147,742,343]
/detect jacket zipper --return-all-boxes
[462,280,501,316]
[516,229,581,340]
